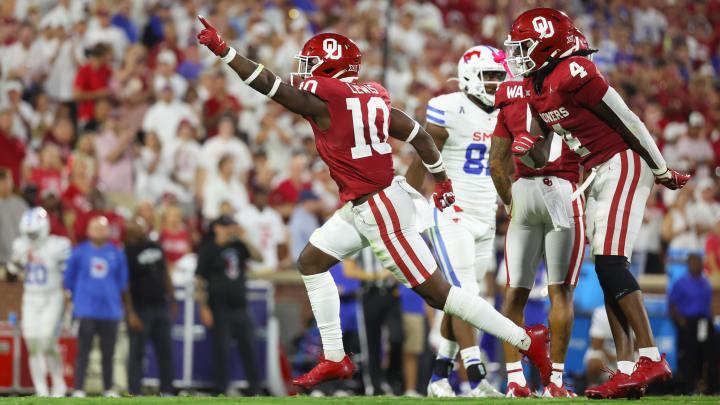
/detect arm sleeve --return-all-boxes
[600,86,667,174]
[425,98,447,127]
[493,109,511,139]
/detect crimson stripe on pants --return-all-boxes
[617,152,642,257]
[377,191,432,280]
[565,184,582,285]
[603,151,629,255]
[573,194,586,285]
[367,194,419,286]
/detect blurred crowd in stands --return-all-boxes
[1,0,720,284]
[0,0,719,397]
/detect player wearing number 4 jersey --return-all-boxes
[9,208,71,397]
[405,45,507,398]
[197,17,553,389]
[504,8,690,399]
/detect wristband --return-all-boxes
[651,166,668,177]
[220,47,236,64]
[405,121,420,143]
[423,156,445,173]
[244,63,264,85]
[266,76,281,98]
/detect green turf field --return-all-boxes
[0,396,716,405]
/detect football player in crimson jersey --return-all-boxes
[504,8,690,399]
[490,41,586,397]
[197,16,553,389]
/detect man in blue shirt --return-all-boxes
[64,216,128,397]
[668,254,716,394]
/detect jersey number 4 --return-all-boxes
[346,97,392,159]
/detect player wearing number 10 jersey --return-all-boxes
[406,45,507,398]
[504,8,690,399]
[197,17,553,390]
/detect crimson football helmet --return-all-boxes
[291,33,362,86]
[504,8,578,77]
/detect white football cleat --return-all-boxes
[103,390,120,398]
[71,390,86,398]
[467,380,503,397]
[427,378,455,397]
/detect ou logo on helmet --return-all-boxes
[532,16,554,39]
[323,38,343,60]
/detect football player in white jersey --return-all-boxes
[8,208,72,397]
[406,45,507,398]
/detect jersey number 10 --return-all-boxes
[346,97,392,159]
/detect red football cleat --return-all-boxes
[618,354,672,396]
[585,368,637,399]
[292,354,355,389]
[505,382,533,397]
[541,382,576,397]
[518,324,552,386]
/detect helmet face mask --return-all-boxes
[20,207,50,244]
[291,54,322,86]
[504,37,538,77]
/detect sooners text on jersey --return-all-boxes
[299,76,394,202]
[494,80,581,183]
[523,56,628,169]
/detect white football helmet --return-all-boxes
[19,207,50,242]
[457,45,508,106]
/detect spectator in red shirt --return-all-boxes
[62,157,93,216]
[706,219,720,275]
[269,153,311,219]
[202,72,241,138]
[28,143,64,202]
[73,43,113,124]
[159,204,191,269]
[0,106,26,189]
[73,188,125,245]
[41,191,70,239]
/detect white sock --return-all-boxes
[29,353,50,396]
[47,349,66,396]
[436,336,459,360]
[506,361,526,385]
[638,346,661,362]
[301,272,344,362]
[443,286,530,350]
[617,360,635,375]
[550,363,564,386]
[460,346,482,369]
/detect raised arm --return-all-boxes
[197,16,329,122]
[404,122,448,192]
[389,107,453,210]
[590,87,689,189]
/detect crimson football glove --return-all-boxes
[654,168,691,190]
[433,179,455,211]
[197,16,227,56]
[511,134,543,156]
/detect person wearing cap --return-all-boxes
[288,189,322,262]
[64,216,129,397]
[123,216,175,396]
[195,215,263,396]
[153,49,188,100]
[677,111,714,172]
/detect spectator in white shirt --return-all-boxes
[197,115,252,194]
[202,154,249,221]
[691,178,720,240]
[676,111,714,171]
[141,86,198,145]
[237,187,288,272]
[662,187,701,252]
[164,120,201,205]
[84,6,127,63]
[4,81,34,142]
[45,20,86,103]
[0,22,36,85]
[153,50,187,100]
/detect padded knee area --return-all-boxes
[595,255,639,300]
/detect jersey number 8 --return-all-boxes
[463,144,489,175]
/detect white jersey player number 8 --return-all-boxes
[347,97,391,159]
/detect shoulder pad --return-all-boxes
[555,56,605,92]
